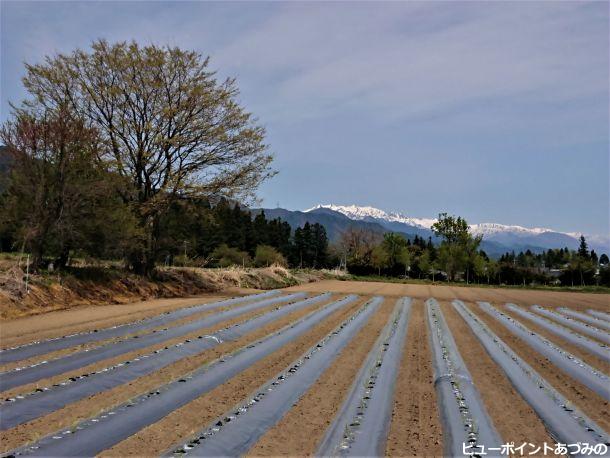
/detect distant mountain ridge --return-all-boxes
[255,204,608,257]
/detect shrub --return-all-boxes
[254,245,287,267]
[210,244,251,268]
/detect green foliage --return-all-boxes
[292,222,329,268]
[0,108,134,270]
[370,245,390,275]
[210,244,251,268]
[337,217,607,288]
[13,39,274,275]
[431,213,469,244]
[254,245,287,267]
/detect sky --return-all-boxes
[1,1,609,237]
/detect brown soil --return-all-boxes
[101,297,367,456]
[0,296,310,398]
[440,301,554,446]
[0,267,220,320]
[287,280,610,311]
[248,298,394,456]
[469,301,610,432]
[502,305,609,374]
[0,298,262,372]
[522,305,609,347]
[0,264,331,320]
[0,296,337,452]
[0,289,258,348]
[385,300,443,456]
[2,279,607,456]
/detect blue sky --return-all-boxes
[1,1,608,236]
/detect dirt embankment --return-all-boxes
[0,264,338,320]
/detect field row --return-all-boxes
[0,288,609,456]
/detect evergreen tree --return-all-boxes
[578,235,589,259]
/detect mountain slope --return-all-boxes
[307,204,608,255]
[255,207,510,257]
[251,207,404,242]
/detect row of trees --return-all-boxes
[0,40,277,275]
[336,215,610,287]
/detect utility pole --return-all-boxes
[25,254,30,294]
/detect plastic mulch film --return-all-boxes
[531,306,610,345]
[316,297,412,457]
[163,297,384,457]
[587,309,610,323]
[453,300,609,451]
[4,295,359,457]
[0,292,307,391]
[557,308,610,332]
[505,304,609,363]
[426,298,502,457]
[0,293,332,430]
[0,290,282,364]
[480,302,609,400]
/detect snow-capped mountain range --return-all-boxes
[304,204,609,254]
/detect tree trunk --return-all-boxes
[55,245,70,270]
[30,242,44,272]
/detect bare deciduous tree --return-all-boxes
[20,40,274,274]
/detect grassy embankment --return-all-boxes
[0,253,346,319]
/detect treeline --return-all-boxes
[0,40,278,275]
[336,215,610,287]
[0,181,331,270]
[496,240,609,287]
[158,200,329,268]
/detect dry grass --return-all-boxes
[0,260,338,320]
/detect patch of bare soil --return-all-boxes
[385,300,443,457]
[441,301,554,447]
[0,297,267,373]
[287,280,610,311]
[248,298,394,456]
[468,301,610,432]
[0,289,256,348]
[502,305,609,374]
[446,285,610,312]
[100,298,367,457]
[0,295,322,400]
[0,296,340,453]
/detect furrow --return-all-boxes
[316,297,411,457]
[0,292,306,391]
[532,306,610,345]
[453,300,609,447]
[0,293,331,429]
[425,298,501,456]
[0,291,280,363]
[385,300,443,456]
[4,295,359,457]
[506,304,610,363]
[164,296,384,457]
[479,302,609,400]
[558,308,610,331]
